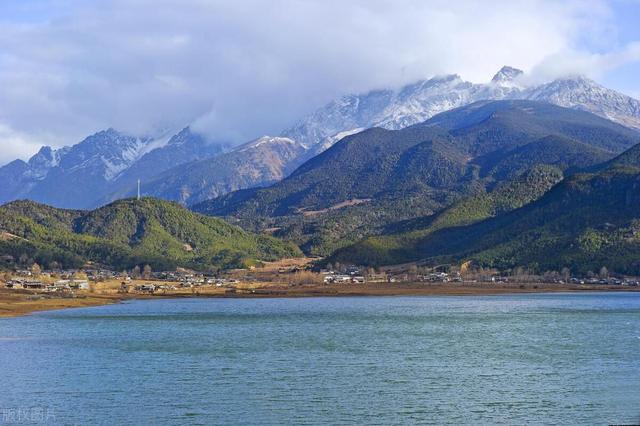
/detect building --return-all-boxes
[70,280,90,290]
[134,284,156,293]
[5,279,24,289]
[22,280,45,290]
[324,274,363,284]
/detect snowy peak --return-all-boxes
[237,136,299,152]
[521,76,640,129]
[280,67,640,154]
[491,66,524,84]
[280,74,476,148]
[25,146,68,180]
[0,123,232,208]
[166,127,201,146]
[61,129,153,181]
[29,146,56,165]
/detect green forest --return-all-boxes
[0,198,300,271]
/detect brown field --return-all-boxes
[297,198,371,217]
[1,280,638,318]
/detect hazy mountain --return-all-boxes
[0,159,34,205]
[114,136,307,206]
[0,127,224,209]
[100,127,228,205]
[491,65,524,86]
[194,100,640,255]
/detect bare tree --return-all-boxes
[31,263,41,277]
[599,266,609,279]
[142,264,152,279]
[408,265,418,280]
[73,270,88,280]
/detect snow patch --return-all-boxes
[235,136,298,152]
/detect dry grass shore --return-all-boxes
[0,289,125,318]
[1,281,638,318]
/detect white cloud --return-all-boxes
[0,0,635,165]
[0,124,47,164]
[527,41,640,83]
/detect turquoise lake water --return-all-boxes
[1,293,639,425]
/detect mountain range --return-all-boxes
[0,128,226,209]
[2,67,640,274]
[2,66,640,209]
[194,100,640,256]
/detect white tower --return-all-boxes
[137,179,141,200]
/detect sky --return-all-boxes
[0,0,639,165]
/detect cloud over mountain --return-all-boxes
[0,0,637,164]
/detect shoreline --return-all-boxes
[2,283,639,318]
[0,290,126,318]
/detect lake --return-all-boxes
[1,293,639,425]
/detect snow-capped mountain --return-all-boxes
[491,65,524,87]
[58,129,155,182]
[24,146,70,180]
[1,65,639,209]
[281,66,640,152]
[0,127,224,208]
[522,76,640,130]
[102,127,226,201]
[122,135,307,206]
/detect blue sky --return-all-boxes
[0,0,639,164]
[594,0,640,97]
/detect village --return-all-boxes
[2,258,640,297]
[1,257,640,318]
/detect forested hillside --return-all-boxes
[0,198,300,271]
[331,147,640,275]
[195,100,640,255]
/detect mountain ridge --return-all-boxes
[328,140,640,274]
[0,127,226,209]
[2,66,639,209]
[194,100,640,256]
